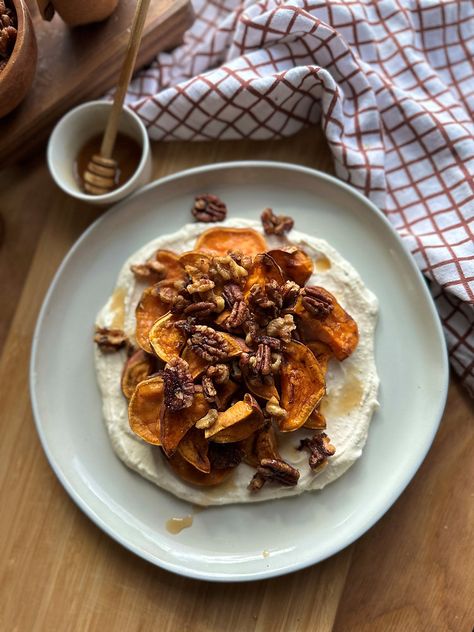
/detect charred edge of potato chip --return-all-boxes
[194,227,267,256]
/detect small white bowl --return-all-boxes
[47,101,153,205]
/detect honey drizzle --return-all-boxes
[109,287,126,329]
[321,375,363,417]
[314,255,332,272]
[166,515,193,534]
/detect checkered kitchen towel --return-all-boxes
[125,0,474,394]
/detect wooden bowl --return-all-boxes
[0,0,37,118]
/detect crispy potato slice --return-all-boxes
[242,423,281,468]
[179,251,212,275]
[244,375,279,401]
[154,249,185,282]
[135,285,172,353]
[121,349,156,400]
[214,310,231,326]
[205,399,252,438]
[181,346,210,378]
[177,427,210,474]
[243,253,284,298]
[280,340,325,431]
[128,376,163,445]
[207,394,265,443]
[161,393,209,456]
[304,406,327,430]
[166,450,233,487]
[307,341,332,376]
[149,312,187,362]
[195,227,267,256]
[215,380,240,411]
[294,288,359,360]
[268,247,314,286]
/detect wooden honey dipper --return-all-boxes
[83,0,151,195]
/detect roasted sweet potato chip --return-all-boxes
[214,310,231,326]
[181,345,210,378]
[154,249,185,282]
[161,392,209,456]
[135,285,173,353]
[128,376,163,445]
[121,349,156,400]
[166,450,233,487]
[205,398,252,438]
[179,251,212,275]
[215,379,240,411]
[243,253,284,297]
[244,375,279,401]
[149,312,187,362]
[304,406,327,430]
[195,227,267,256]
[294,288,359,360]
[268,247,314,286]
[177,427,210,473]
[206,394,265,443]
[280,340,325,431]
[307,341,333,375]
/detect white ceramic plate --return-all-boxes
[30,162,448,582]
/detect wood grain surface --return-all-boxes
[0,0,193,164]
[0,130,473,632]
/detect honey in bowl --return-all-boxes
[74,133,142,193]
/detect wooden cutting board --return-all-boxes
[0,0,193,165]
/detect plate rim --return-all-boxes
[30,160,449,582]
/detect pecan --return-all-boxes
[195,408,218,430]
[281,280,300,308]
[241,343,272,377]
[209,443,244,470]
[94,327,128,352]
[210,255,248,283]
[0,24,15,58]
[183,301,216,318]
[222,282,243,308]
[261,208,294,236]
[186,275,215,295]
[170,293,192,314]
[185,324,230,362]
[130,260,166,283]
[207,363,230,384]
[301,287,333,319]
[202,374,217,401]
[192,194,227,222]
[265,396,287,421]
[248,458,300,491]
[202,363,229,402]
[266,314,296,343]
[298,432,336,470]
[243,318,260,346]
[270,352,282,374]
[162,357,194,412]
[254,334,282,350]
[226,300,249,329]
[248,280,283,319]
[230,251,253,271]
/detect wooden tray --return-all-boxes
[0,0,193,165]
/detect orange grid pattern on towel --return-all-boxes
[124,0,474,395]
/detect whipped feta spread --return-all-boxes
[94,219,379,505]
